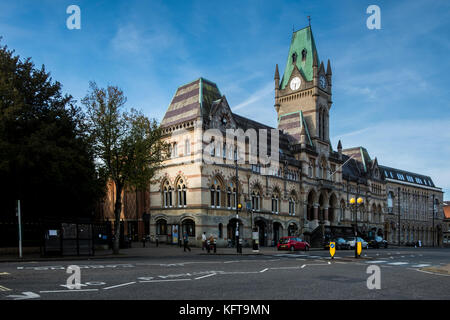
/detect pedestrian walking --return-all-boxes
[202,232,207,251]
[183,231,191,252]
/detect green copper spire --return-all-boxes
[280,26,319,90]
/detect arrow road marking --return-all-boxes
[7,292,40,300]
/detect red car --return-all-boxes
[277,236,310,251]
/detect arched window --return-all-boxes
[182,219,195,237]
[163,180,173,208]
[210,179,222,208]
[301,49,307,61]
[172,142,178,158]
[185,139,190,156]
[156,219,167,235]
[289,197,296,216]
[272,191,280,214]
[177,179,187,207]
[218,223,223,238]
[252,187,261,211]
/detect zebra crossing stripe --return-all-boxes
[0,285,11,291]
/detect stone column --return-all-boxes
[324,206,330,226]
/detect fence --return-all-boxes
[0,217,112,257]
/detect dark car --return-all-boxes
[277,236,310,251]
[368,236,388,249]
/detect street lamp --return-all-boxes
[432,194,435,248]
[349,196,364,258]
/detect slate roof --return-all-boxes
[161,78,221,128]
[379,165,436,188]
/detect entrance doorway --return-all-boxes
[255,219,266,247]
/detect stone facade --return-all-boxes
[98,25,445,247]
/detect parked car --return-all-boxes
[368,236,388,249]
[324,237,350,250]
[347,237,369,249]
[277,236,310,251]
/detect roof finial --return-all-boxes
[307,16,311,27]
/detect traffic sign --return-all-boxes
[329,242,335,259]
[357,241,362,256]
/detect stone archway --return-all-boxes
[273,222,283,245]
[328,193,338,225]
[254,218,267,247]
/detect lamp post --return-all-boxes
[432,194,435,248]
[349,196,364,258]
[398,187,401,246]
[235,153,243,254]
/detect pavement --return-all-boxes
[0,242,426,263]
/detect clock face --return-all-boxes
[319,76,327,89]
[290,77,301,91]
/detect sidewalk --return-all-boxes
[0,243,329,263]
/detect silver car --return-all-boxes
[346,237,369,249]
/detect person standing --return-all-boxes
[202,232,207,251]
[183,231,191,252]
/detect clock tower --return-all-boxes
[275,26,332,149]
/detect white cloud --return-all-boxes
[232,81,274,112]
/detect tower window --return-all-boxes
[301,49,307,61]
[291,52,297,64]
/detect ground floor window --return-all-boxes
[156,219,167,235]
[182,219,195,237]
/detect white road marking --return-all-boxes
[39,289,98,293]
[366,261,388,264]
[259,268,268,273]
[388,262,409,266]
[411,264,431,268]
[414,269,450,277]
[139,279,192,283]
[301,265,306,269]
[224,261,239,264]
[103,282,136,290]
[195,273,216,280]
[0,272,10,275]
[0,285,12,291]
[7,292,40,300]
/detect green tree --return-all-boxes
[0,41,104,220]
[82,82,169,254]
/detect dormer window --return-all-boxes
[301,49,307,61]
[291,52,297,64]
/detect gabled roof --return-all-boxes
[161,78,221,128]
[280,26,319,90]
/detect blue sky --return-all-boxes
[1,0,449,199]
